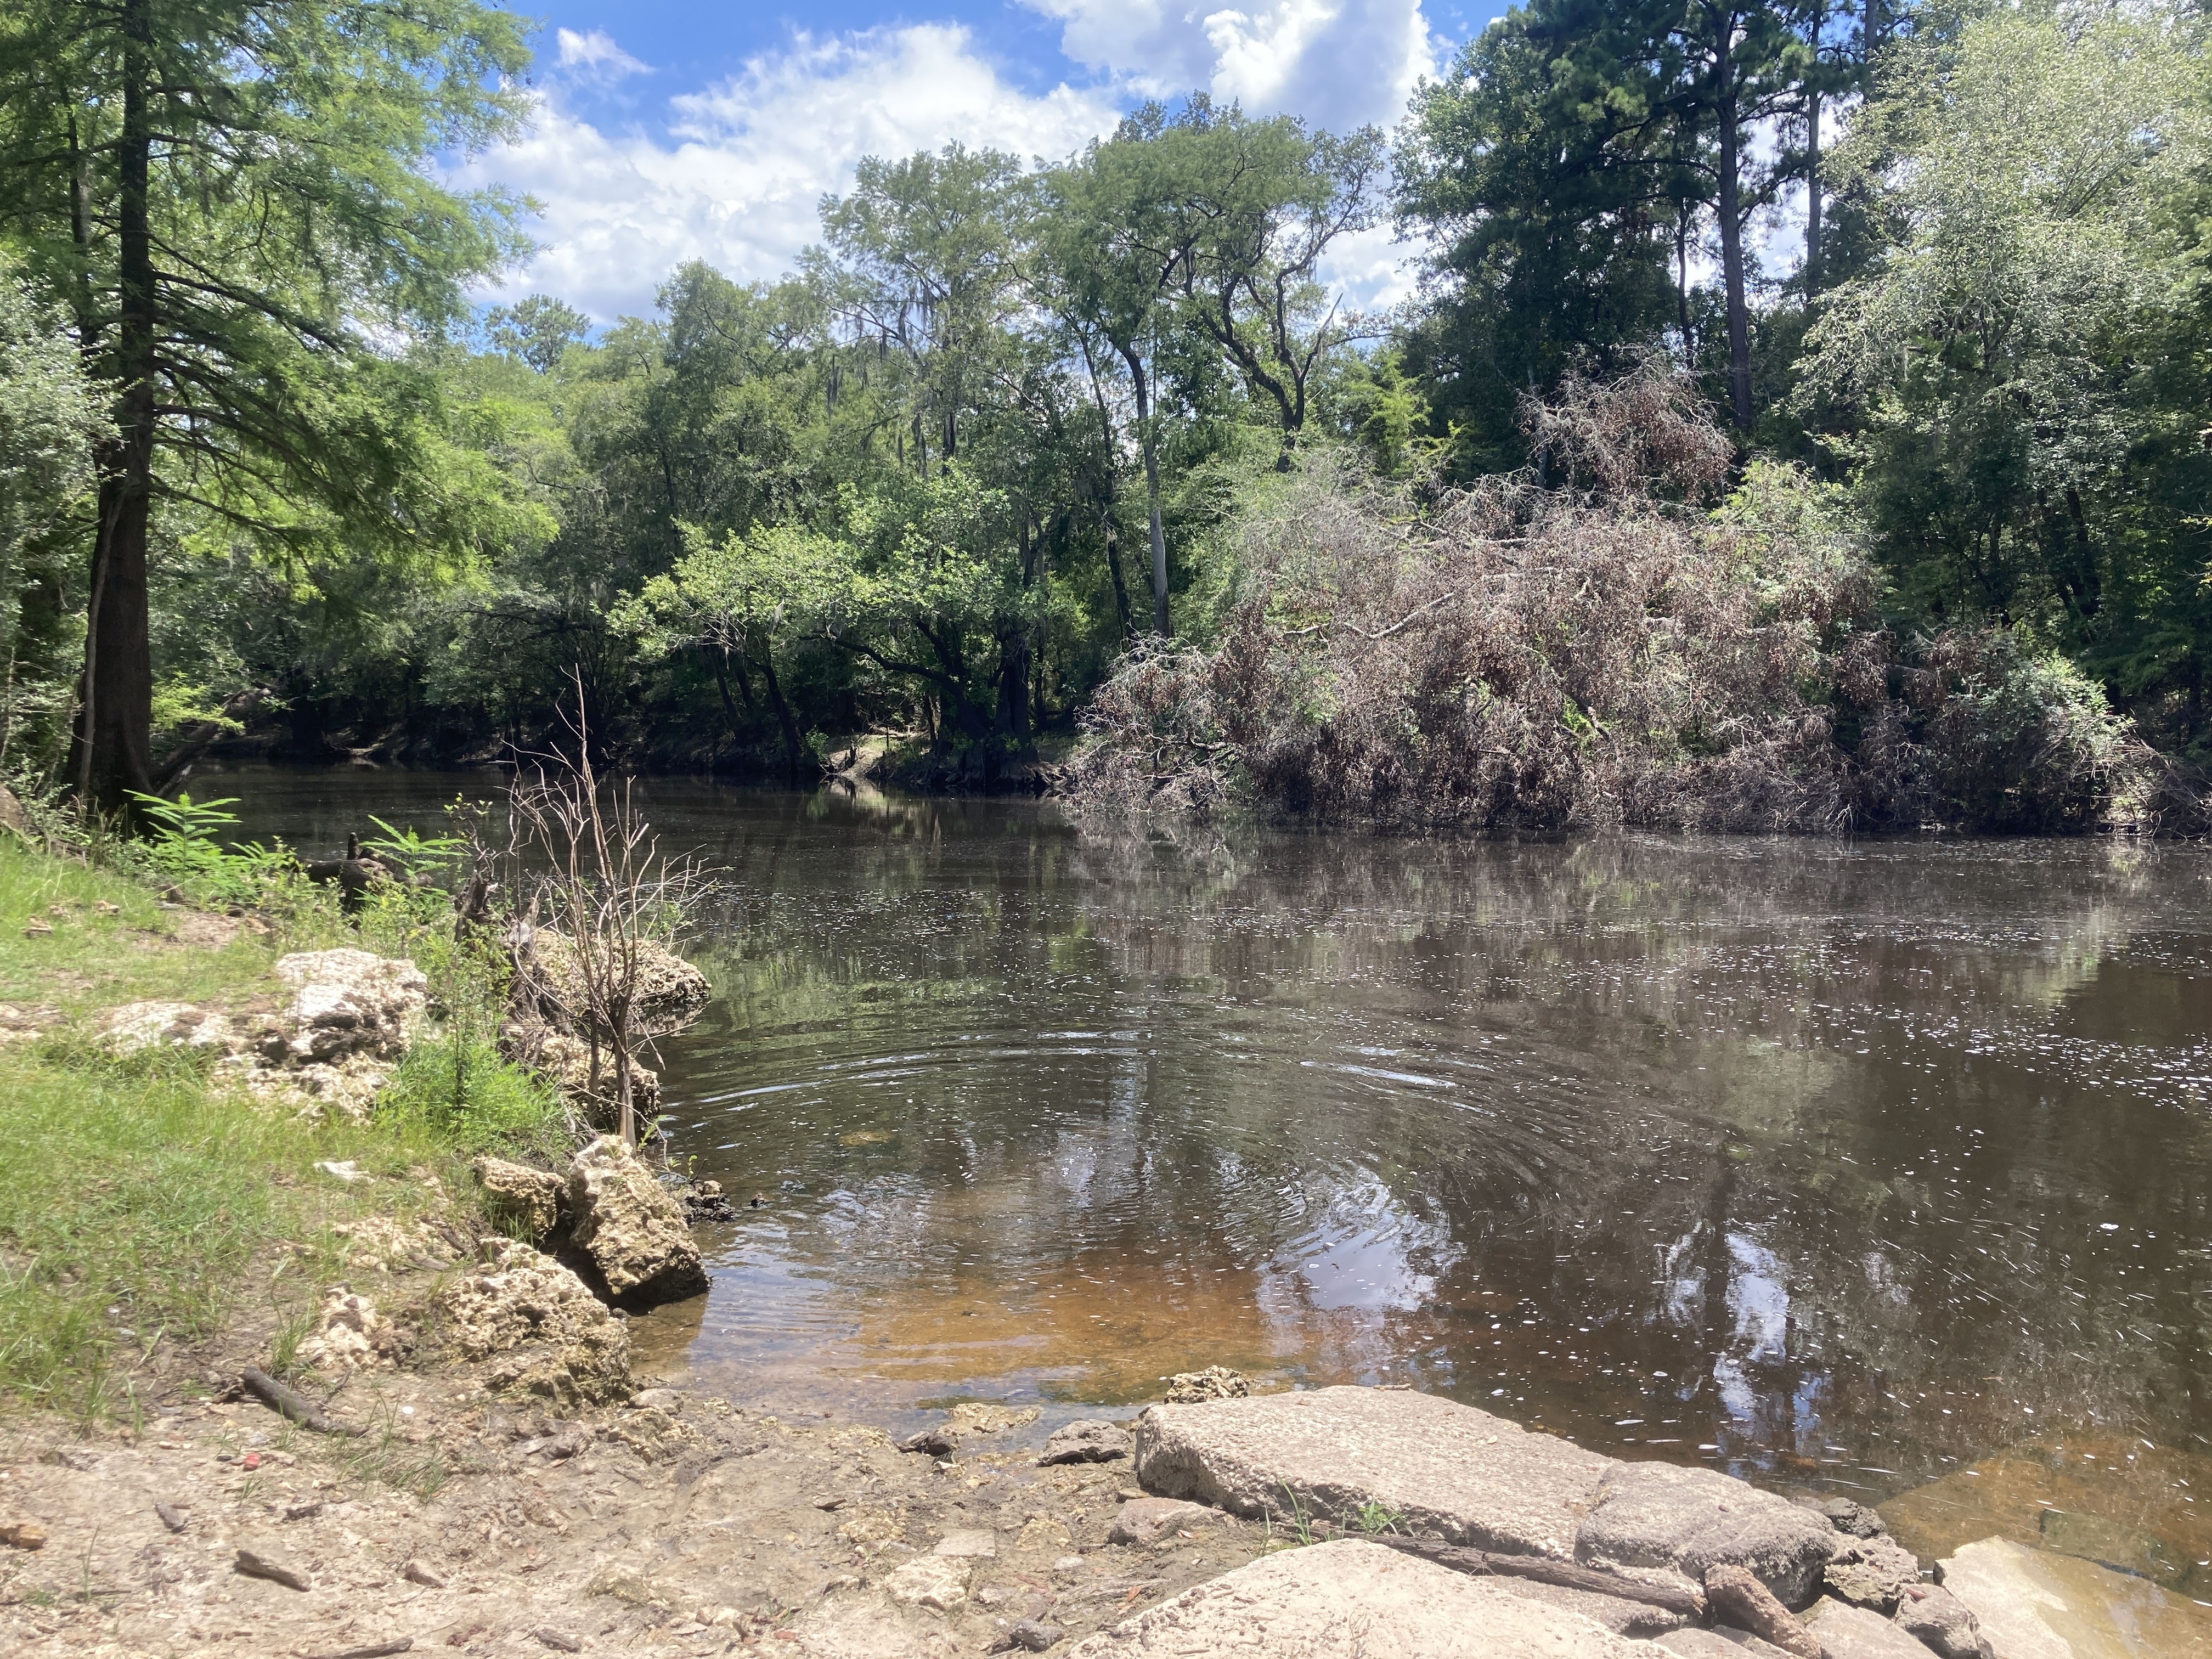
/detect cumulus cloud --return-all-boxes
[459,25,1118,320]
[554,27,650,81]
[1024,0,1436,132]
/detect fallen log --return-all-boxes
[241,1367,362,1437]
[1376,1534,1707,1619]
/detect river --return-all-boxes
[222,764,2212,1585]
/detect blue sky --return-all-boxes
[451,0,1499,321]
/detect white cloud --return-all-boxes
[1024,0,1436,132]
[554,27,650,81]
[460,25,1119,320]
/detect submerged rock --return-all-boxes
[565,1135,707,1304]
[1062,1538,1649,1657]
[1937,1534,2212,1658]
[437,1239,631,1406]
[1133,1384,1614,1559]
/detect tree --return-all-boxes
[1798,0,2212,743]
[0,257,110,771]
[488,294,591,373]
[1146,99,1385,467]
[0,0,531,810]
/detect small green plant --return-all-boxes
[1264,1481,1318,1549]
[360,814,467,879]
[123,788,303,909]
[1352,1500,1404,1539]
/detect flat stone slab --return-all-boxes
[1939,1535,2212,1658]
[1133,1386,1616,1558]
[1108,1497,1215,1546]
[1802,1596,1938,1659]
[1575,1461,1838,1608]
[930,1528,996,1558]
[1063,1538,1647,1657]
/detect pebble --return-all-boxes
[533,1629,583,1653]
[0,1519,47,1550]
[155,1502,188,1533]
[402,1559,447,1588]
[1009,1618,1064,1652]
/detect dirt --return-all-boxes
[0,1250,1273,1658]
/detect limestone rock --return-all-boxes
[883,1555,967,1611]
[1824,1533,1922,1612]
[98,1001,236,1054]
[1107,1497,1214,1546]
[473,1156,565,1243]
[1485,1577,1694,1637]
[1039,1420,1131,1465]
[436,1239,631,1406]
[1891,1580,1994,1659]
[930,1529,996,1559]
[273,949,427,1063]
[501,1022,662,1125]
[516,931,710,1038]
[1164,1364,1249,1404]
[1803,1596,1937,1659]
[1575,1460,1838,1609]
[1062,1538,1647,1657]
[1132,1385,1615,1558]
[215,1051,391,1122]
[565,1135,708,1304]
[294,1286,383,1373]
[1936,1535,2212,1659]
[945,1401,1040,1436]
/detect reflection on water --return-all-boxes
[223,768,2212,1567]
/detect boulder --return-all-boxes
[1470,1576,1692,1638]
[1062,1538,1647,1657]
[516,931,710,1038]
[436,1239,632,1406]
[1039,1420,1132,1465]
[1891,1581,1994,1659]
[98,1001,236,1053]
[1936,1535,2212,1659]
[1824,1533,1922,1612]
[1576,1461,1839,1609]
[565,1135,708,1304]
[1107,1497,1214,1546]
[473,1156,565,1243]
[1803,1596,1939,1659]
[1164,1365,1249,1404]
[273,949,427,1063]
[1132,1385,1615,1559]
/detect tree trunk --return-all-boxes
[755,642,806,780]
[1715,69,1754,433]
[1142,439,1169,636]
[1804,2,1824,295]
[1102,508,1132,639]
[73,0,157,814]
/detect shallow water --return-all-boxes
[223,768,2212,1555]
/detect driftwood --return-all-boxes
[240,1366,362,1436]
[1376,1535,1708,1619]
[1705,1565,1825,1658]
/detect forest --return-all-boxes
[2,0,2208,831]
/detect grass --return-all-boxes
[0,834,565,1421]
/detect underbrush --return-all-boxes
[1072,369,2200,836]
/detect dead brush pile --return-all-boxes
[1072,369,2196,836]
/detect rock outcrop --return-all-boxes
[96,949,427,1121]
[1164,1364,1248,1404]
[515,932,710,1037]
[293,1286,386,1373]
[565,1135,708,1304]
[1576,1461,1840,1609]
[1063,1538,1647,1657]
[472,1156,565,1244]
[435,1240,631,1406]
[1132,1385,1615,1560]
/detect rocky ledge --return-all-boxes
[1116,1386,1990,1659]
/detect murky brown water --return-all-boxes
[225,767,2212,1605]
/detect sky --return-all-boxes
[448,0,1498,323]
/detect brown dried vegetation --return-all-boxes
[1073,368,2199,836]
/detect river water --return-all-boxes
[223,766,2212,1590]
